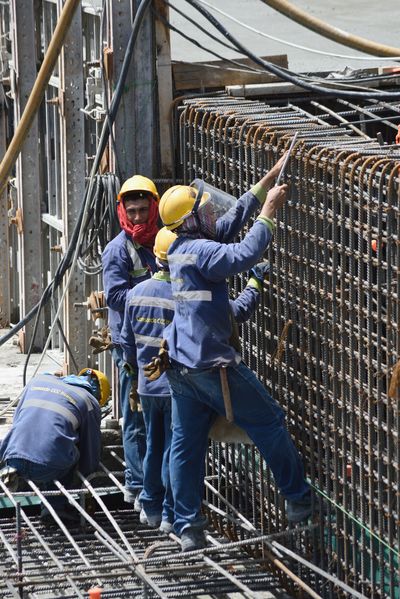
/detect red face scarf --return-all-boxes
[117,197,159,248]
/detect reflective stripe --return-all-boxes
[126,239,144,272]
[168,253,197,265]
[128,296,175,310]
[173,290,212,302]
[66,384,94,412]
[31,381,93,412]
[22,398,79,430]
[134,334,162,347]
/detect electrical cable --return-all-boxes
[167,0,400,94]
[164,0,239,55]
[167,0,400,96]
[182,0,400,99]
[154,8,263,76]
[0,0,151,362]
[196,0,400,63]
[166,2,399,97]
[77,173,120,276]
[30,0,153,380]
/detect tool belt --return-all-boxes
[209,415,252,445]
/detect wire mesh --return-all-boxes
[0,457,288,598]
[180,95,400,599]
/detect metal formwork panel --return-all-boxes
[59,1,91,370]
[10,0,44,350]
[182,95,400,598]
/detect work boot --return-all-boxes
[124,489,142,512]
[180,527,207,552]
[159,520,174,535]
[286,490,321,524]
[0,466,19,492]
[140,508,161,528]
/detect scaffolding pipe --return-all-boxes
[0,0,81,195]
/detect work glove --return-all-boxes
[122,363,140,412]
[123,362,138,378]
[143,339,170,381]
[250,260,271,284]
[129,380,141,412]
[89,326,114,354]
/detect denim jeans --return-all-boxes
[167,361,310,535]
[139,395,174,523]
[111,345,146,492]
[6,457,75,511]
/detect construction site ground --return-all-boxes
[0,330,291,598]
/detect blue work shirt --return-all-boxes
[120,269,261,396]
[165,190,273,369]
[0,374,101,476]
[121,271,175,397]
[102,231,157,345]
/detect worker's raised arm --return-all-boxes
[215,153,288,243]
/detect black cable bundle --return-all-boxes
[77,173,121,276]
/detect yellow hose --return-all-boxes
[0,0,81,195]
[261,0,400,57]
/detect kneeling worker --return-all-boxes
[0,369,110,522]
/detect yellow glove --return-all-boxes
[143,339,170,381]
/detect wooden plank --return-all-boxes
[172,54,288,91]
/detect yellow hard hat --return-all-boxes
[153,227,177,261]
[159,185,209,230]
[118,175,159,202]
[78,368,111,407]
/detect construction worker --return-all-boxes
[102,175,159,511]
[122,227,271,537]
[120,227,176,534]
[0,369,110,523]
[158,155,312,551]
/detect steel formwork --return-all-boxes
[180,96,400,598]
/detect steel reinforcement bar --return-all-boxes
[179,95,400,599]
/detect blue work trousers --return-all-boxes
[139,395,174,523]
[111,345,146,492]
[6,457,75,511]
[167,360,310,535]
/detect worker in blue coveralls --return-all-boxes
[158,155,312,552]
[0,369,110,524]
[102,175,159,511]
[122,226,272,537]
[120,227,177,535]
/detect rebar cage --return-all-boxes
[179,95,400,598]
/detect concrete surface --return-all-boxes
[171,0,400,73]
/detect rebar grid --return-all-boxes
[180,95,400,599]
[0,454,291,598]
